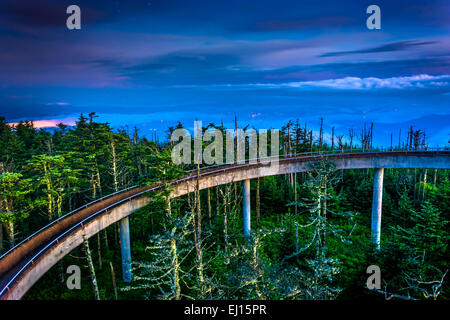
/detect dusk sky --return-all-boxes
[0,0,449,146]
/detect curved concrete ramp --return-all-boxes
[170,151,450,197]
[0,151,449,299]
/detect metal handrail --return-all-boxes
[0,185,137,260]
[0,164,244,295]
[186,147,448,173]
[0,186,159,296]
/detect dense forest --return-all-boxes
[0,113,448,300]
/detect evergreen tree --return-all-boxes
[25,155,80,220]
[0,172,31,246]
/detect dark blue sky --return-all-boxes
[0,0,449,146]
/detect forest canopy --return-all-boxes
[0,113,448,300]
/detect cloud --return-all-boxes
[46,102,70,106]
[247,16,355,31]
[239,74,450,90]
[320,40,436,57]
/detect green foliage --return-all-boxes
[0,113,448,300]
[25,154,80,220]
[0,172,32,245]
[377,198,449,299]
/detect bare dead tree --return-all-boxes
[331,127,335,150]
[186,166,205,293]
[390,132,393,151]
[256,178,261,225]
[83,235,100,300]
[348,129,354,152]
[359,124,371,152]
[207,188,212,227]
[370,122,374,150]
[109,261,118,300]
[218,181,240,251]
[319,118,324,151]
[336,135,344,153]
[371,270,448,300]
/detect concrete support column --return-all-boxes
[243,179,251,237]
[371,168,384,249]
[119,217,132,282]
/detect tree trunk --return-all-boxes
[322,184,327,247]
[83,235,100,300]
[216,186,220,216]
[370,123,374,150]
[104,230,109,251]
[234,183,238,213]
[331,127,335,150]
[166,196,172,216]
[0,224,3,254]
[97,233,102,270]
[256,178,260,225]
[207,188,211,226]
[110,135,119,192]
[58,261,65,287]
[92,176,96,200]
[109,262,118,300]
[115,223,119,247]
[413,168,417,203]
[319,118,323,151]
[95,164,102,197]
[316,195,322,259]
[222,189,229,251]
[195,164,204,291]
[6,221,14,247]
[171,239,181,300]
[196,165,202,240]
[422,169,427,202]
[294,173,298,215]
[288,124,293,186]
[390,132,393,151]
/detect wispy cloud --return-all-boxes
[320,40,436,57]
[238,74,450,90]
[46,102,70,106]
